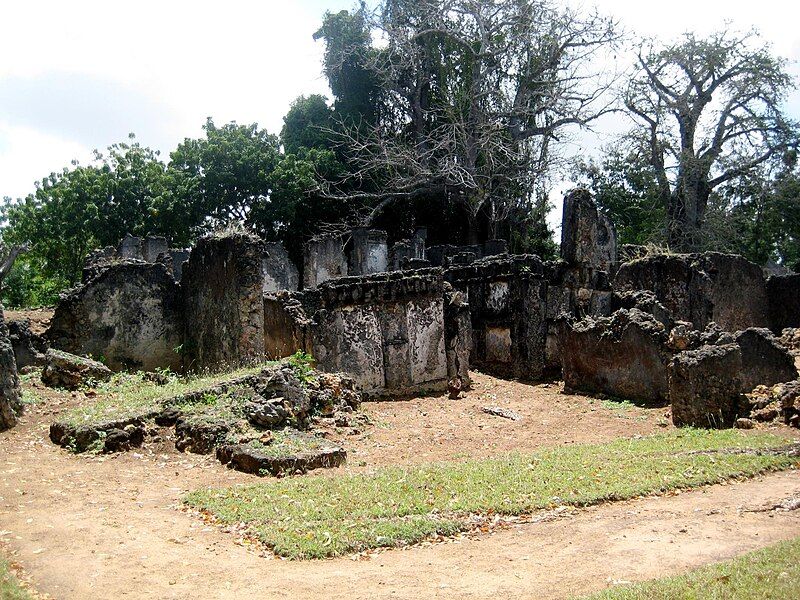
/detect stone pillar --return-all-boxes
[560,189,618,272]
[444,287,472,389]
[303,234,348,289]
[350,228,389,276]
[182,232,266,371]
[0,306,22,432]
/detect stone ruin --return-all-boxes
[4,187,795,437]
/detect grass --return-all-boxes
[186,429,799,560]
[60,364,272,427]
[580,536,800,599]
[0,558,32,600]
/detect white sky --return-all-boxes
[1,0,799,232]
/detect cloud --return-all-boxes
[0,72,182,152]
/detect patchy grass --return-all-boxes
[0,558,32,600]
[186,430,798,560]
[581,536,800,599]
[60,364,272,427]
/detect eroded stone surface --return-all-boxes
[41,349,112,390]
[0,306,22,431]
[559,309,671,405]
[48,262,183,372]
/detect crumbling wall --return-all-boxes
[349,228,389,276]
[0,307,22,431]
[614,253,769,331]
[84,234,185,282]
[303,233,348,289]
[47,262,184,372]
[560,189,618,273]
[182,232,265,371]
[559,309,672,405]
[264,270,455,397]
[445,255,550,379]
[262,242,299,292]
[427,240,508,268]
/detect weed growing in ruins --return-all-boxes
[186,430,799,559]
[287,351,317,386]
[579,536,800,600]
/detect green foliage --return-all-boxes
[186,430,796,559]
[573,143,667,247]
[287,350,316,385]
[281,95,336,154]
[579,537,800,600]
[313,7,379,125]
[169,118,281,227]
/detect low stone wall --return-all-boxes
[262,269,459,397]
[182,232,266,371]
[47,262,184,372]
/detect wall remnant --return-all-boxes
[264,269,458,397]
[614,253,770,332]
[349,228,389,276]
[262,242,299,292]
[767,274,800,333]
[182,232,266,372]
[303,233,348,289]
[48,262,184,372]
[559,309,671,405]
[0,307,22,431]
[560,189,618,273]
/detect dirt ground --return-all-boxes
[4,309,53,336]
[1,372,799,599]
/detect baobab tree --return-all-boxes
[624,29,798,251]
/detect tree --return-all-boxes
[623,29,799,251]
[313,7,380,126]
[320,0,619,243]
[168,118,281,227]
[2,139,170,287]
[281,95,336,154]
[573,139,666,246]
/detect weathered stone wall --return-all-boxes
[47,262,184,372]
[182,232,265,371]
[84,234,185,282]
[614,252,769,331]
[7,319,47,369]
[311,270,449,396]
[0,306,22,431]
[559,309,672,405]
[263,270,455,397]
[427,240,508,268]
[349,228,389,276]
[560,189,618,273]
[303,233,348,289]
[262,242,299,292]
[445,255,551,379]
[444,286,471,387]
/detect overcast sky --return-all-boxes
[1,0,799,231]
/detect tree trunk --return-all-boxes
[668,166,711,252]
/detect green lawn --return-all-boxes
[0,558,32,600]
[186,429,799,559]
[581,536,800,599]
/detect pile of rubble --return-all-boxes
[49,362,364,477]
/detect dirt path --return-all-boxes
[1,375,799,599]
